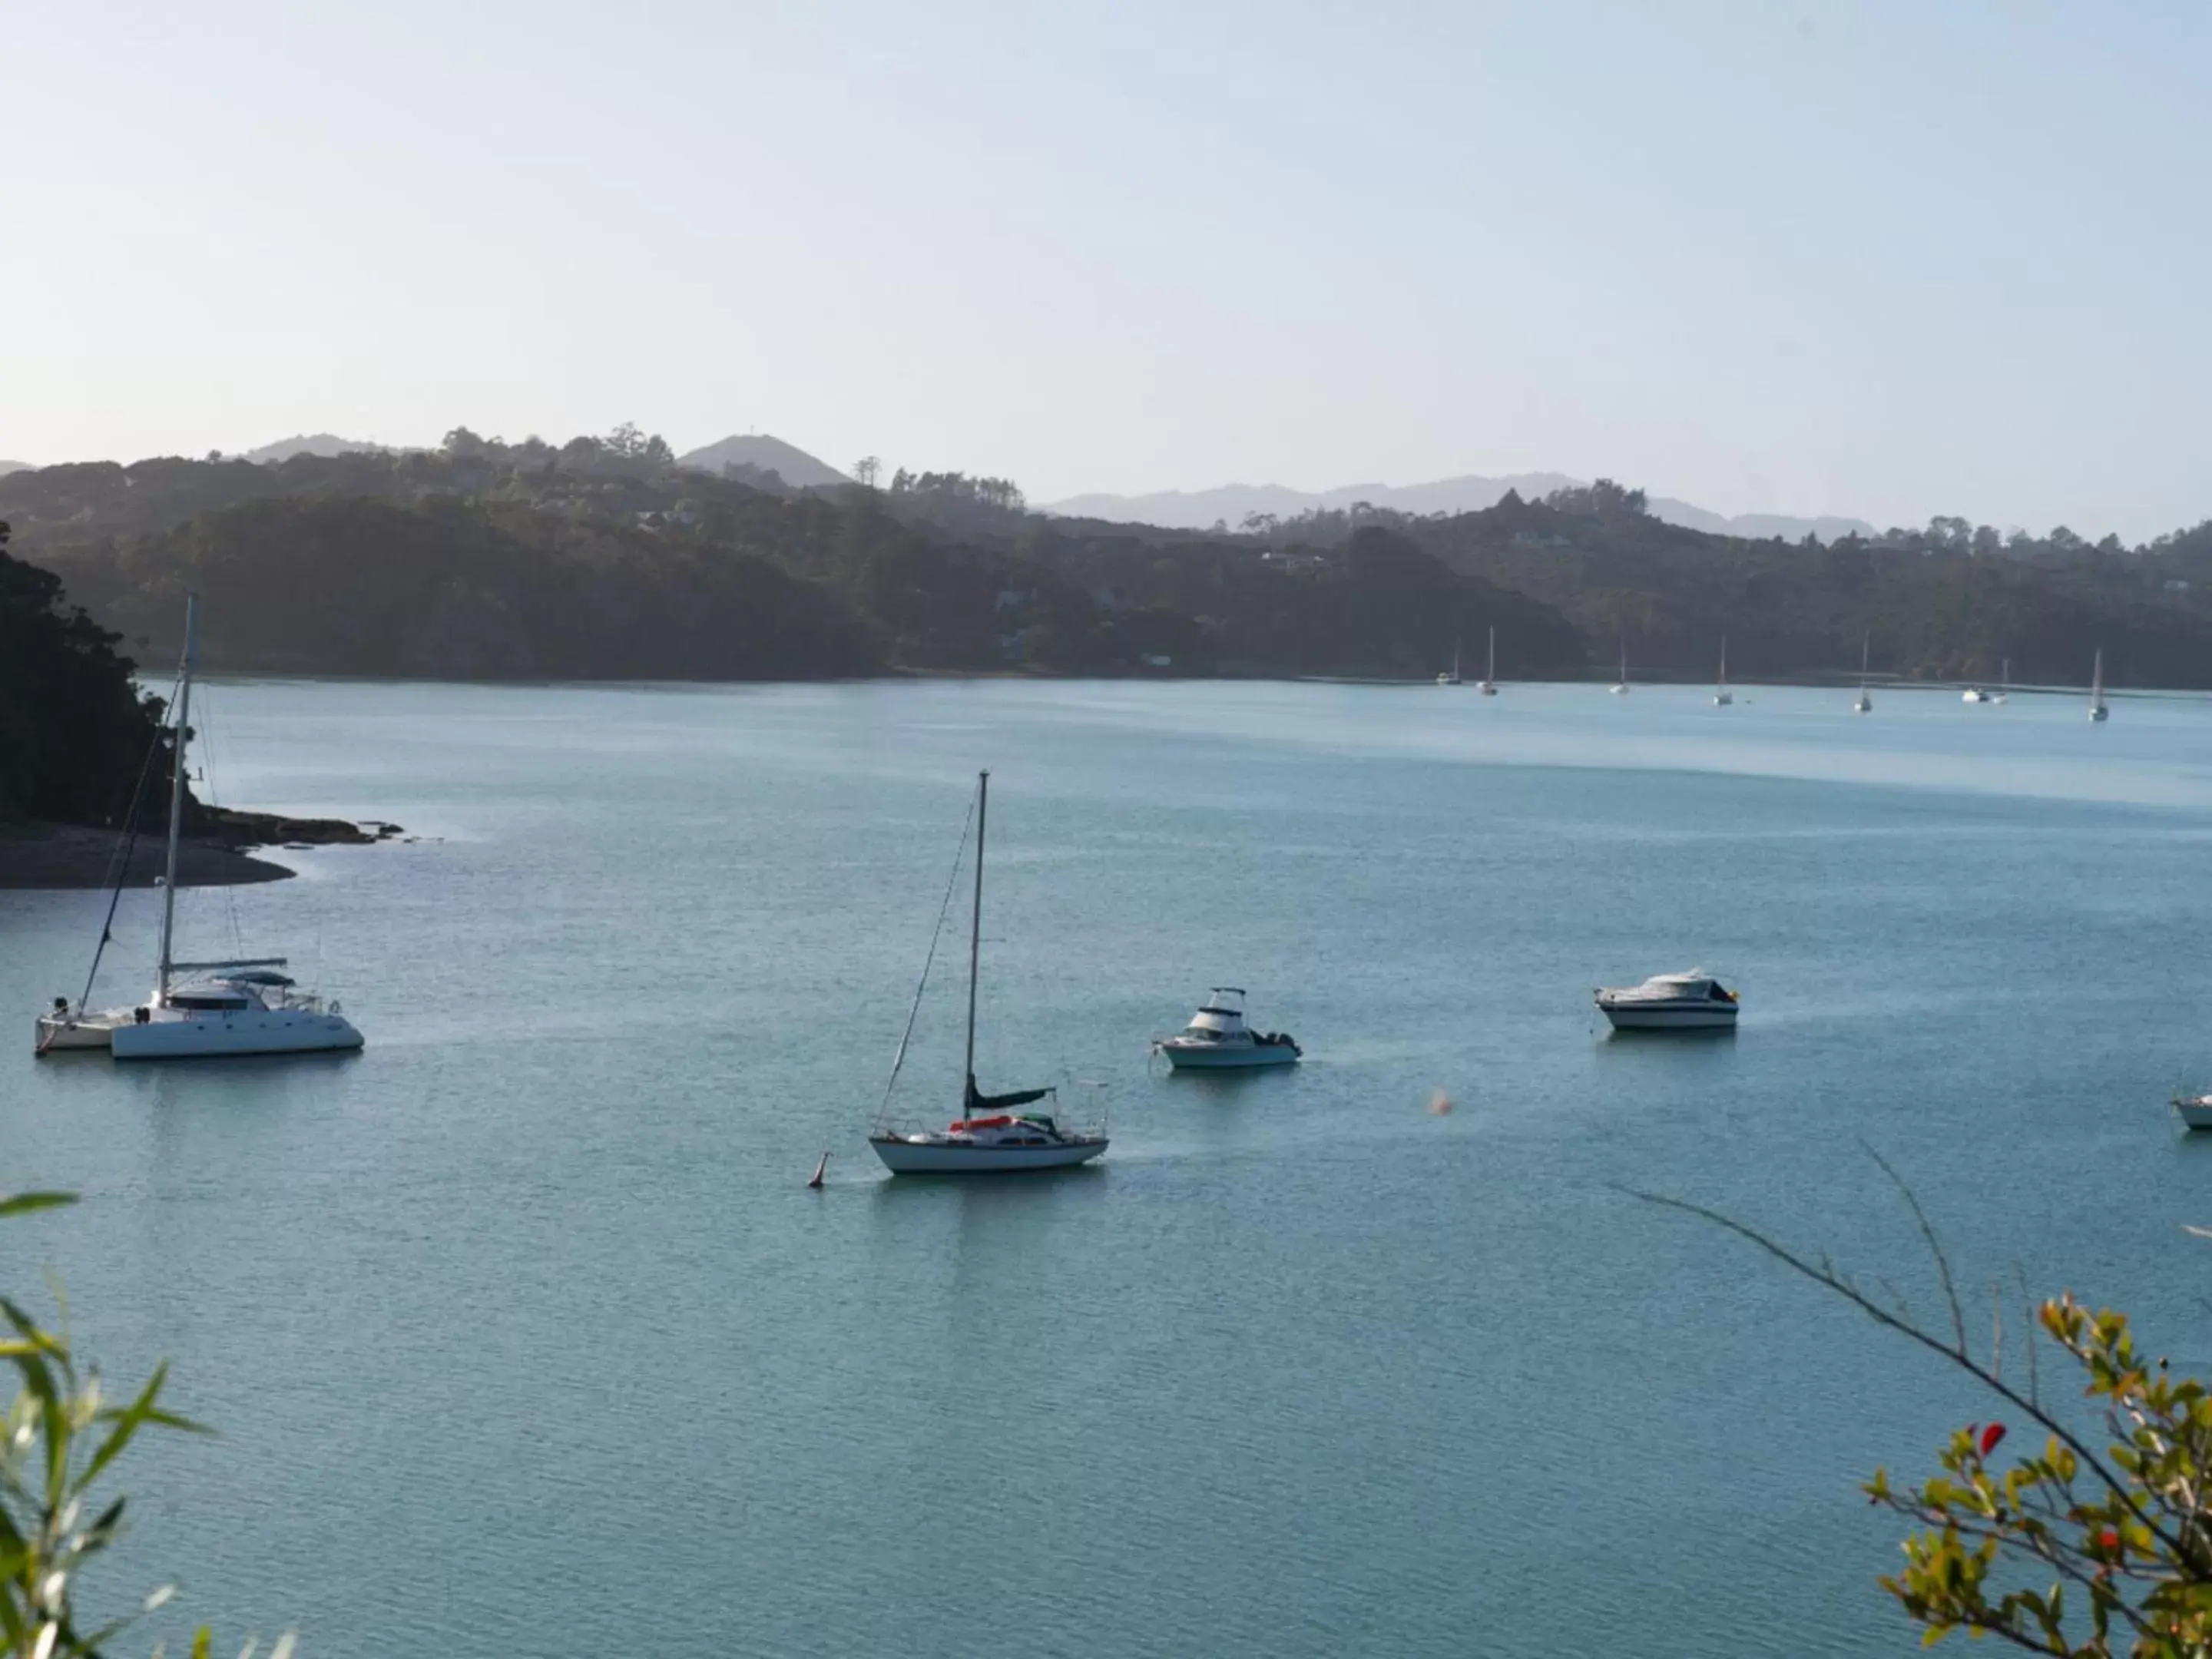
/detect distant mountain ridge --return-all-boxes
[0,462,28,477]
[241,434,408,464]
[1046,475,1874,543]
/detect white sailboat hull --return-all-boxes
[33,1010,129,1053]
[111,1008,364,1060]
[868,1134,1107,1174]
[2176,1097,2212,1131]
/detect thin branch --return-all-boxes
[1863,1140,1966,1356]
[1612,1183,2192,1568]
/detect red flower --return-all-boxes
[1980,1423,2007,1456]
[2098,1528,2121,1552]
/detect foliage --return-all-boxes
[1629,1172,2212,1656]
[0,521,166,827]
[1,1190,280,1658]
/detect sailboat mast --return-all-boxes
[1487,627,1495,681]
[155,592,198,1004]
[965,770,988,1094]
[1719,635,1727,687]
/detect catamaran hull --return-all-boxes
[111,1011,364,1060]
[33,1016,122,1053]
[868,1137,1107,1174]
[1158,1043,1299,1070]
[1598,1003,1738,1031]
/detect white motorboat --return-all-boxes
[1610,631,1630,695]
[1477,626,1498,696]
[1154,988,1300,1070]
[1852,631,1873,714]
[1594,970,1740,1031]
[1713,636,1733,707]
[1963,685,1990,704]
[2090,647,2109,723]
[868,771,1106,1174]
[2174,1094,2212,1131]
[36,594,363,1061]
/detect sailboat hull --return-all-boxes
[33,1012,125,1053]
[111,1008,364,1059]
[868,1135,1107,1174]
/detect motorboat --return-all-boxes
[2174,1094,2212,1131]
[1852,631,1873,714]
[2090,647,2109,723]
[1594,970,1740,1031]
[1477,626,1498,696]
[1714,636,1733,707]
[868,771,1107,1174]
[1154,988,1300,1070]
[35,593,363,1061]
[1963,685,1991,704]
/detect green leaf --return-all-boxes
[75,1361,183,1496]
[0,1193,77,1220]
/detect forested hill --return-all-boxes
[0,519,166,826]
[6,430,2212,687]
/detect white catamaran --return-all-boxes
[868,772,1107,1174]
[35,594,364,1060]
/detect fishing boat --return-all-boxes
[2090,647,2109,723]
[1594,971,1740,1031]
[1437,639,1462,686]
[1477,627,1498,696]
[1714,637,1733,707]
[37,594,363,1060]
[1610,631,1630,695]
[1153,988,1300,1070]
[1852,633,1873,714]
[868,772,1107,1174]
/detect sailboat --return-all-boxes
[869,772,1108,1174]
[1477,626,1498,696]
[37,595,364,1059]
[1965,656,2008,704]
[1852,633,1873,714]
[1713,637,1733,707]
[1609,631,1630,695]
[1437,639,1462,686]
[1992,658,2009,705]
[2090,647,2109,723]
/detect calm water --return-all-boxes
[6,677,2212,1656]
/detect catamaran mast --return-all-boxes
[965,770,987,1098]
[155,593,198,1005]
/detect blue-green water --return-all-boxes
[6,677,2212,1656]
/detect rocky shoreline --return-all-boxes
[0,810,403,890]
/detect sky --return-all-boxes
[5,1,2208,538]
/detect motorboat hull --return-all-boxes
[1158,1041,1299,1070]
[1598,1002,1738,1031]
[868,1135,1108,1174]
[2176,1097,2212,1131]
[111,1008,364,1060]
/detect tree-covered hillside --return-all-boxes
[0,520,166,826]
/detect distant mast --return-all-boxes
[154,593,199,1005]
[2090,648,2108,722]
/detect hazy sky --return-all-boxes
[6,2,2207,537]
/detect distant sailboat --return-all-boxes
[868,771,1108,1174]
[1853,633,1873,714]
[1478,626,1498,696]
[1610,631,1630,695]
[1437,639,1462,686]
[1713,637,1733,707]
[2090,647,2109,723]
